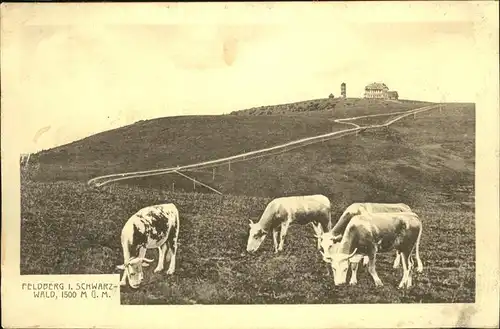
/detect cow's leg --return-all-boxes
[367,253,384,287]
[272,228,280,253]
[139,247,150,267]
[166,237,178,275]
[119,243,131,286]
[325,263,333,277]
[154,243,167,273]
[393,250,401,269]
[311,222,322,250]
[119,270,128,286]
[278,220,291,252]
[398,251,410,289]
[120,272,127,286]
[349,261,359,285]
[406,255,414,287]
[363,256,369,266]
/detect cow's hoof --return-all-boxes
[166,269,175,275]
[154,268,163,273]
[374,280,384,287]
[349,281,358,286]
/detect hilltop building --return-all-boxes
[364,82,399,100]
[364,82,388,99]
[341,82,346,98]
[387,90,399,100]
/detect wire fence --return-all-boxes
[87,104,442,188]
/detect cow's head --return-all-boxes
[329,248,358,285]
[116,257,154,289]
[246,220,267,253]
[317,231,342,263]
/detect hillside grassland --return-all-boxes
[20,99,475,304]
[21,181,474,304]
[30,98,431,183]
[231,97,433,118]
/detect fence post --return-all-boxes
[228,161,231,172]
[193,180,196,191]
[413,112,416,119]
[25,153,31,168]
[172,182,175,193]
[213,168,215,181]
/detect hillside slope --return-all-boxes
[230,97,434,118]
[27,101,474,209]
[20,99,476,304]
[32,115,344,181]
[31,98,432,182]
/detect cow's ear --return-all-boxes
[116,264,125,270]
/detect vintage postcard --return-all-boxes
[1,2,499,328]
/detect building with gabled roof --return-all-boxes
[387,90,399,100]
[364,82,389,99]
[364,82,399,100]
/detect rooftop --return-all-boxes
[365,82,389,90]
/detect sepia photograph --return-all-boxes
[2,2,499,328]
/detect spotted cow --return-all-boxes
[116,203,180,288]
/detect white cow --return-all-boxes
[116,203,180,289]
[246,195,332,253]
[317,202,413,269]
[320,212,423,289]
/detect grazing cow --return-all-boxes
[316,202,413,269]
[320,212,423,289]
[246,195,332,254]
[116,203,180,289]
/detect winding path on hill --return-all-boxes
[87,104,442,188]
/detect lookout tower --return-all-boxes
[341,82,346,98]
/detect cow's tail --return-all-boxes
[414,221,424,273]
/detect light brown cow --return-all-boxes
[320,212,423,289]
[246,195,332,253]
[317,202,413,269]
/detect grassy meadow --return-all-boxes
[20,98,475,304]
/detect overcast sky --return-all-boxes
[1,2,495,153]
